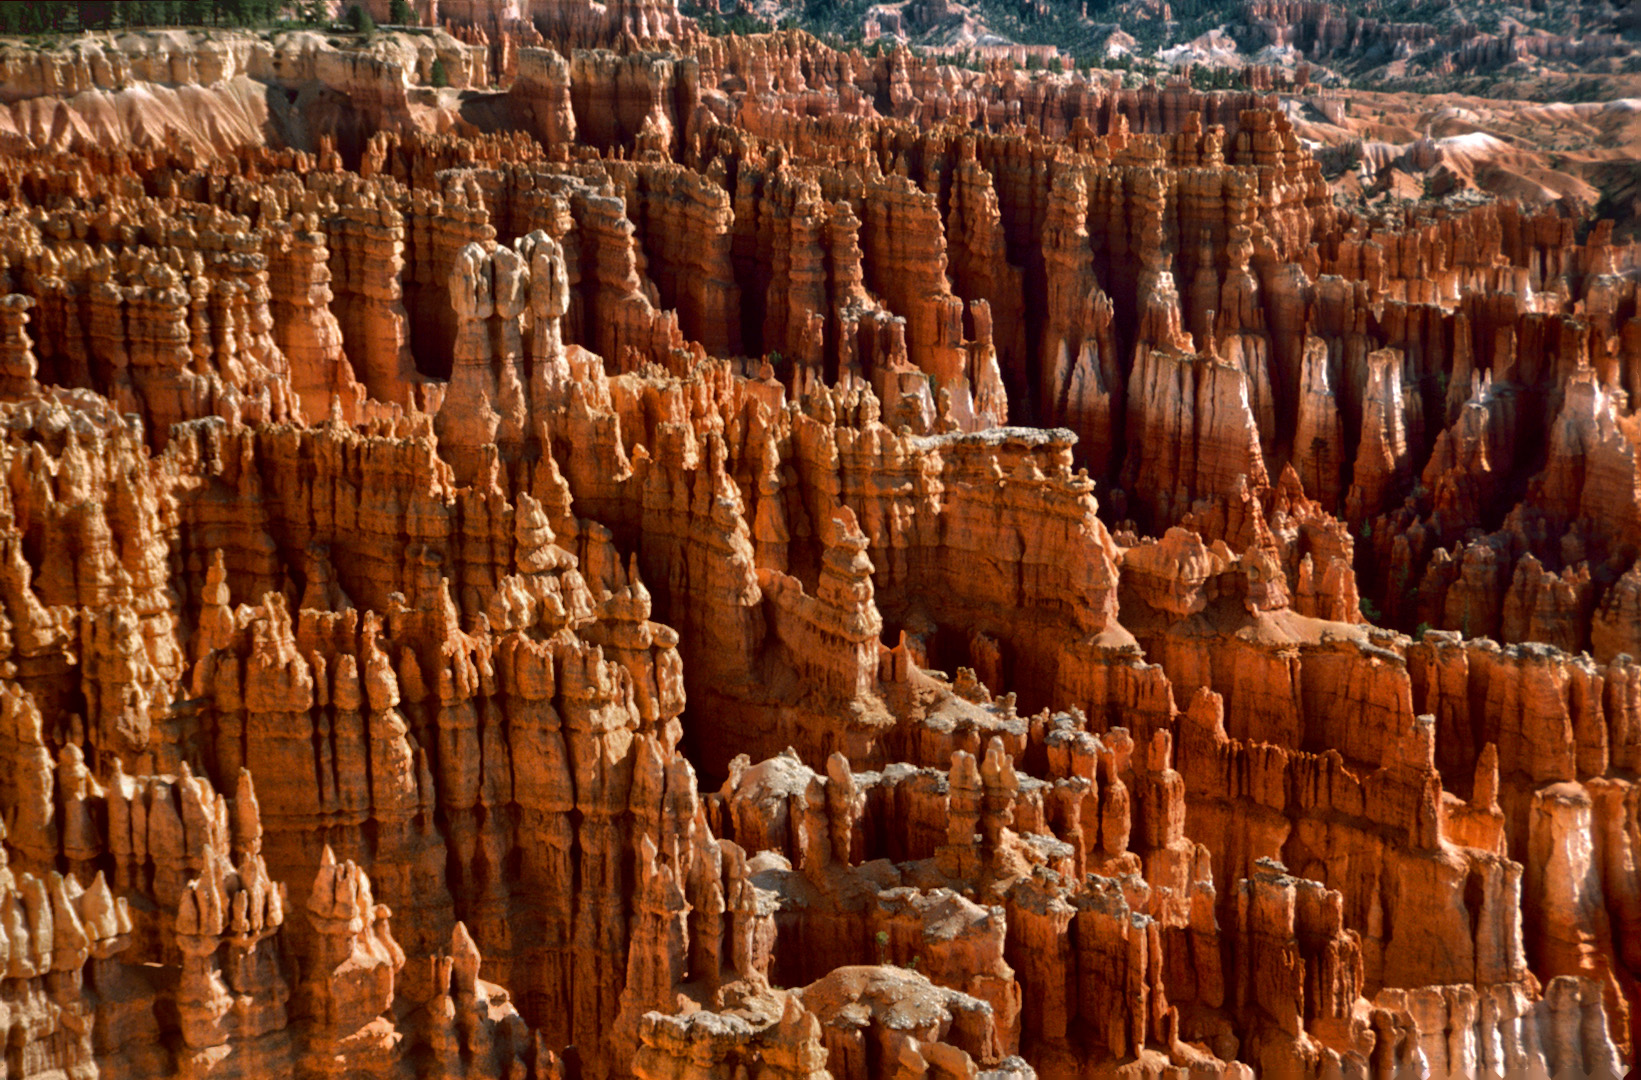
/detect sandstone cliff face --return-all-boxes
[0,16,1635,1080]
[1239,0,1632,81]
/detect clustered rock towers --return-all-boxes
[0,14,1635,1080]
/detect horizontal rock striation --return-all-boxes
[0,16,1633,1080]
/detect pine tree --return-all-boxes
[25,2,76,31]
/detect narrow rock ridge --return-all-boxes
[0,17,1634,1080]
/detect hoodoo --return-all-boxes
[0,0,1636,1077]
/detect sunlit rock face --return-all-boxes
[0,16,1634,1080]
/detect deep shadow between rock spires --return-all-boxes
[0,9,1634,1080]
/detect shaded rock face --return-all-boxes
[0,18,1635,1080]
[1238,0,1633,81]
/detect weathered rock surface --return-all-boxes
[0,15,1634,1080]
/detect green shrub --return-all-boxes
[430,57,449,86]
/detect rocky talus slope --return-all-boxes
[0,22,1633,1080]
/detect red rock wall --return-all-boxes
[0,22,1634,1080]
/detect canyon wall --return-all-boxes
[0,20,1634,1080]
